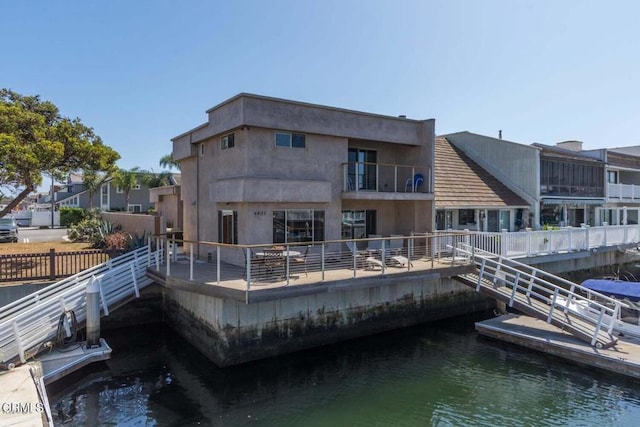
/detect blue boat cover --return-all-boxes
[580,279,640,302]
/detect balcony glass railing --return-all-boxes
[342,162,430,193]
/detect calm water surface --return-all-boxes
[48,312,640,426]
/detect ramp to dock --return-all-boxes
[454,247,622,349]
[0,245,161,368]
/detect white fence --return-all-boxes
[0,244,162,366]
[466,224,640,258]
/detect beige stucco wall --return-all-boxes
[174,94,435,257]
[101,212,161,237]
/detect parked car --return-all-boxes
[0,217,19,242]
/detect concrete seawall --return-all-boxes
[161,267,494,366]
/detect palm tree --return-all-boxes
[140,169,172,188]
[159,153,180,171]
[82,169,111,209]
[111,167,140,212]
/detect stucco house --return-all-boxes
[172,93,435,259]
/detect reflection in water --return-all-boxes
[48,313,640,426]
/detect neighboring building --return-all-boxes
[434,137,530,232]
[571,144,640,226]
[172,93,435,257]
[441,132,608,228]
[439,132,541,227]
[57,174,156,212]
[533,141,605,227]
[149,174,183,230]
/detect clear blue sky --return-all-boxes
[3,0,640,175]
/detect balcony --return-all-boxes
[341,162,432,201]
[608,182,640,202]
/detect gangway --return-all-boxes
[0,244,163,368]
[454,246,620,349]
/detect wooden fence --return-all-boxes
[0,249,110,283]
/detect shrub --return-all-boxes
[60,207,87,227]
[67,214,122,248]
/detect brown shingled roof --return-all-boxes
[435,137,529,208]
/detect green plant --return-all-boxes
[60,207,87,227]
[127,231,148,251]
[67,215,121,248]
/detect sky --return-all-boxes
[3,0,640,178]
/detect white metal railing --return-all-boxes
[158,233,471,291]
[608,182,640,201]
[457,246,623,348]
[469,223,640,258]
[0,243,163,366]
[342,162,431,194]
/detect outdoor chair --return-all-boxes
[291,245,311,277]
[404,173,424,192]
[263,248,285,278]
[347,240,383,271]
[242,248,264,279]
[386,234,411,267]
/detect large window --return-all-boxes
[218,210,238,244]
[540,159,603,197]
[341,210,376,239]
[347,148,377,191]
[273,209,324,243]
[275,131,306,148]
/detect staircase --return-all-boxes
[454,246,621,349]
[0,245,163,367]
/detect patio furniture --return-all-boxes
[404,173,424,192]
[347,240,383,270]
[262,249,285,278]
[386,234,411,267]
[291,245,311,277]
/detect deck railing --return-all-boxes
[458,223,640,258]
[608,182,640,201]
[342,162,431,193]
[157,233,471,290]
[0,243,162,366]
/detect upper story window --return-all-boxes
[275,131,305,148]
[116,184,140,193]
[607,170,618,184]
[221,133,235,150]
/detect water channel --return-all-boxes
[47,311,640,426]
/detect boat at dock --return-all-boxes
[557,278,640,339]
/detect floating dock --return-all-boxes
[476,314,640,379]
[0,340,111,426]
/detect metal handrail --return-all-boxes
[0,244,163,365]
[457,245,622,347]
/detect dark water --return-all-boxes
[47,313,640,426]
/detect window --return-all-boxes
[221,133,235,150]
[218,210,238,244]
[458,209,476,225]
[127,204,142,213]
[275,131,306,148]
[273,209,324,243]
[200,143,205,157]
[607,170,618,184]
[116,186,124,194]
[341,210,376,239]
[347,148,377,190]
